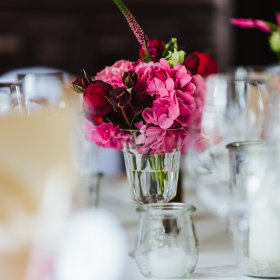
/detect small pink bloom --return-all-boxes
[230,18,271,33]
[84,120,122,150]
[230,18,256,28]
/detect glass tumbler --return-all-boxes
[121,129,183,204]
[135,203,198,278]
[227,141,280,278]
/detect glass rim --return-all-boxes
[137,202,196,213]
[17,71,64,79]
[0,82,21,87]
[120,127,185,133]
[207,74,266,85]
[226,140,264,151]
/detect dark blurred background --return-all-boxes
[0,0,279,75]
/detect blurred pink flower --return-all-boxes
[230,18,272,33]
[276,12,280,27]
[95,59,135,88]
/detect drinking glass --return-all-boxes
[17,71,65,112]
[226,141,280,278]
[185,75,269,216]
[77,139,104,208]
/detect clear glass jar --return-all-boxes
[135,203,198,278]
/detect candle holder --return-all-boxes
[227,141,280,278]
[134,203,198,278]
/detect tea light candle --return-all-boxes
[150,247,189,278]
[249,205,280,264]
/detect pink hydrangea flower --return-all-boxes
[95,59,135,88]
[134,59,205,131]
[84,119,122,150]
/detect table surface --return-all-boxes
[99,177,254,280]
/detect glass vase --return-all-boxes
[135,203,198,278]
[121,129,183,204]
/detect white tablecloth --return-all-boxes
[99,177,252,280]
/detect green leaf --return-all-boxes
[162,38,186,67]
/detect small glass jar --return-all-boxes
[135,203,198,278]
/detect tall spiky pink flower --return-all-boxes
[113,0,149,48]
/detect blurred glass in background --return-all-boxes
[0,110,75,280]
[185,75,269,216]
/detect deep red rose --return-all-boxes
[83,80,113,119]
[183,53,199,75]
[139,39,166,62]
[184,52,218,76]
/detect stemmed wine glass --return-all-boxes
[185,75,269,217]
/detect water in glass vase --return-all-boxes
[123,149,181,204]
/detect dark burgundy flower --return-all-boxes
[132,91,154,112]
[183,53,199,75]
[72,71,92,93]
[83,80,113,120]
[122,71,138,88]
[139,39,166,62]
[184,52,218,76]
[109,87,131,109]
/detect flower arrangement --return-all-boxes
[231,12,280,63]
[72,0,218,155]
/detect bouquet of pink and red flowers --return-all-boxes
[72,0,218,154]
